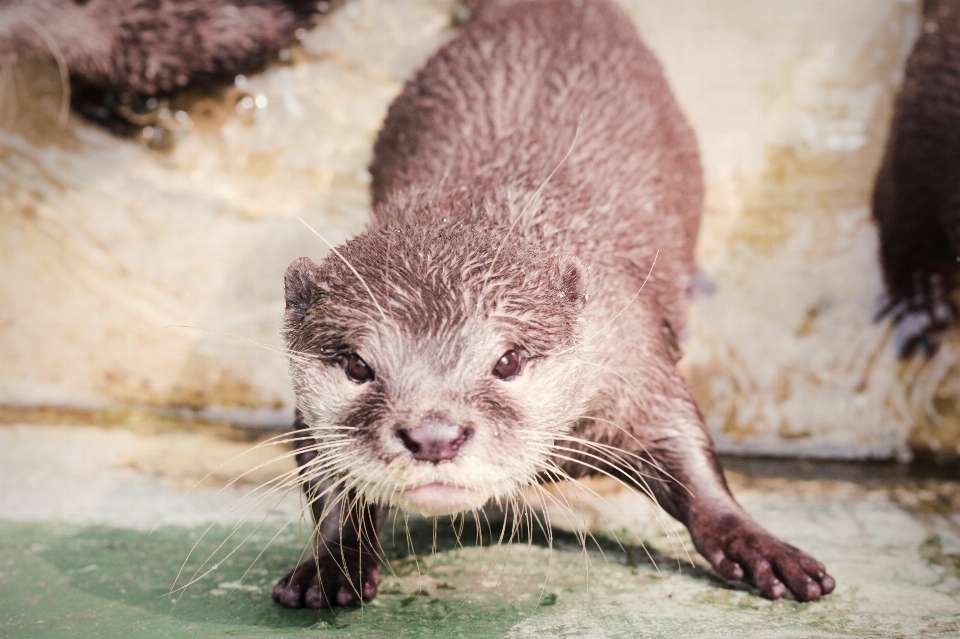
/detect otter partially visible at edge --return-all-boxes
[873,0,960,357]
[0,0,337,135]
[275,0,836,608]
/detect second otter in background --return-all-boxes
[873,0,960,357]
[0,0,338,137]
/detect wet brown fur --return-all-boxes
[0,0,326,94]
[873,0,960,356]
[276,0,835,609]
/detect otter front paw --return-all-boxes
[272,552,381,609]
[691,515,835,602]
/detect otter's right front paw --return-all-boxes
[272,554,380,609]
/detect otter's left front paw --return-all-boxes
[692,515,835,601]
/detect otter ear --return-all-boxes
[284,257,326,312]
[549,254,589,310]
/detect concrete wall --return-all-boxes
[2,0,957,459]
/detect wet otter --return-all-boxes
[873,0,960,357]
[274,0,835,608]
[0,0,337,135]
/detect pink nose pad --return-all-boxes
[397,421,473,463]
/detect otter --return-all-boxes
[873,0,960,357]
[0,0,337,134]
[273,0,836,608]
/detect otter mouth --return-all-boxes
[399,482,486,516]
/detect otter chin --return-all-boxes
[398,483,485,517]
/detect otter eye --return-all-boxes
[344,353,374,384]
[493,350,521,380]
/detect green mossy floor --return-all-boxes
[1,423,958,638]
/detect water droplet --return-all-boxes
[255,95,268,109]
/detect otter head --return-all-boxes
[283,222,589,516]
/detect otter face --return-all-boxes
[283,225,589,516]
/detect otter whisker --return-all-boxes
[439,506,500,621]
[502,497,538,601]
[544,434,664,484]
[534,464,614,561]
[294,214,387,320]
[489,498,525,591]
[560,414,677,481]
[209,466,345,562]
[209,441,350,500]
[525,476,606,588]
[585,250,659,345]
[450,511,467,550]
[483,119,582,282]
[534,457,655,574]
[542,441,671,529]
[170,482,302,600]
[537,456,685,577]
[538,447,657,517]
[545,433,691,559]
[165,324,317,365]
[545,436,675,511]
[526,486,561,610]
[543,442,660,507]
[469,502,514,598]
[402,511,424,592]
[573,358,649,410]
[548,424,695,566]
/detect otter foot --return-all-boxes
[691,514,835,601]
[272,552,381,609]
[876,269,958,358]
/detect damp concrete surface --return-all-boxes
[0,419,958,639]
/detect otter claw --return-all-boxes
[692,515,835,602]
[273,553,381,609]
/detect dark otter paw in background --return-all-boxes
[272,552,381,609]
[875,269,958,358]
[691,514,835,602]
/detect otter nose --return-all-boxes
[397,421,472,463]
